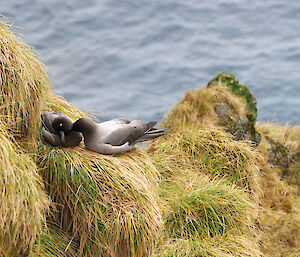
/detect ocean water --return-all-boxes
[2,0,300,124]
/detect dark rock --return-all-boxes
[265,136,291,179]
[214,102,261,146]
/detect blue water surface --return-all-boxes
[2,0,300,124]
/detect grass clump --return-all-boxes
[0,122,49,257]
[257,123,300,189]
[149,127,262,197]
[157,234,263,257]
[161,177,255,239]
[37,144,163,257]
[30,224,78,257]
[0,21,51,148]
[260,204,300,257]
[256,123,300,256]
[163,74,261,144]
[162,85,245,130]
[1,18,164,256]
[1,18,299,256]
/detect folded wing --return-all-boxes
[103,121,166,146]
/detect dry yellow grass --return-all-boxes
[1,19,163,257]
[156,233,263,257]
[147,82,264,257]
[30,223,78,257]
[149,127,262,257]
[37,144,163,257]
[256,123,300,256]
[150,78,299,257]
[1,17,299,257]
[260,204,300,257]
[0,122,49,257]
[149,127,262,198]
[0,21,51,150]
[257,123,300,189]
[162,84,247,131]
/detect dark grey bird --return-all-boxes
[72,117,167,154]
[41,111,83,147]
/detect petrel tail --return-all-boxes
[131,122,168,144]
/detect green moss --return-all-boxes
[206,72,261,145]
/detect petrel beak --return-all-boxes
[59,130,66,143]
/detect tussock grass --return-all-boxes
[1,18,299,256]
[256,123,299,210]
[260,203,300,257]
[0,21,51,148]
[43,93,88,121]
[257,123,300,189]
[0,122,49,257]
[257,123,300,152]
[156,234,263,257]
[161,176,255,239]
[162,85,247,130]
[37,144,163,257]
[149,127,262,197]
[31,223,78,257]
[256,123,300,256]
[1,18,164,257]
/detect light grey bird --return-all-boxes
[41,111,83,147]
[72,117,167,155]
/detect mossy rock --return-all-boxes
[265,136,291,178]
[214,101,261,145]
[208,72,261,145]
[207,72,257,122]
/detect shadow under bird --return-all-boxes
[72,117,167,155]
[41,111,83,147]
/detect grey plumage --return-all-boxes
[72,117,167,154]
[41,111,82,147]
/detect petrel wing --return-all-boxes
[103,126,144,146]
[103,121,165,146]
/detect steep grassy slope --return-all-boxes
[0,20,299,257]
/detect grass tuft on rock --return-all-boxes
[162,79,261,144]
[207,72,257,123]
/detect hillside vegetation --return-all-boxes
[0,21,299,257]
